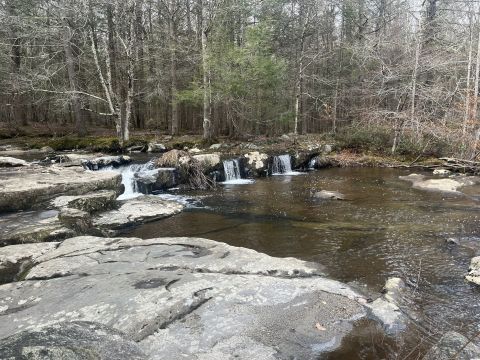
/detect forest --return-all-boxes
[1,0,479,157]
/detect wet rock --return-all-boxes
[423,331,480,360]
[0,242,58,284]
[46,153,104,167]
[0,165,122,212]
[135,168,178,193]
[313,190,346,200]
[147,143,166,153]
[0,157,28,167]
[308,156,336,170]
[92,196,184,236]
[0,211,75,247]
[82,155,131,170]
[465,256,480,286]
[446,237,460,245]
[0,321,147,360]
[244,151,269,177]
[366,277,407,334]
[0,236,373,359]
[52,190,118,214]
[433,169,451,176]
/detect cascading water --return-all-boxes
[102,162,155,200]
[222,159,254,185]
[271,154,304,176]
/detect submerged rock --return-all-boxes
[0,165,121,212]
[0,236,377,359]
[465,256,480,286]
[423,331,480,360]
[313,190,346,200]
[0,157,28,167]
[0,242,58,284]
[400,174,464,193]
[92,196,184,236]
[0,321,147,360]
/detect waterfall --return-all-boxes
[308,157,317,170]
[102,162,155,200]
[272,155,292,174]
[272,155,304,176]
[222,159,254,184]
[223,159,241,181]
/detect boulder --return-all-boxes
[135,168,178,193]
[92,196,184,236]
[313,190,346,200]
[51,190,118,214]
[193,153,221,171]
[82,155,131,170]
[0,210,75,247]
[0,321,147,360]
[0,236,382,359]
[423,331,480,360]
[147,143,166,153]
[433,169,451,176]
[244,152,269,177]
[465,256,480,286]
[0,165,122,212]
[0,242,58,284]
[0,157,28,167]
[367,277,407,334]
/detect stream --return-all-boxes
[126,166,480,358]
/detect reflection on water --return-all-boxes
[129,167,480,358]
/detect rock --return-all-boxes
[244,152,269,177]
[366,277,407,334]
[0,165,122,212]
[0,236,375,359]
[423,331,480,360]
[465,256,480,286]
[92,196,184,236]
[46,153,104,167]
[0,157,28,167]
[82,155,132,170]
[135,168,178,193]
[189,147,202,154]
[400,174,464,193]
[0,321,147,360]
[209,143,222,150]
[433,169,451,176]
[0,210,75,247]
[280,134,290,140]
[193,153,221,171]
[0,242,58,284]
[127,145,146,153]
[51,190,118,214]
[40,146,54,153]
[147,143,166,153]
[58,208,92,233]
[313,190,346,200]
[323,144,333,154]
[308,156,336,170]
[446,237,460,245]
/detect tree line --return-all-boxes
[1,0,480,156]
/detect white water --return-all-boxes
[272,155,304,176]
[101,162,155,200]
[221,159,254,185]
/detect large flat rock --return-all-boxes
[0,236,378,359]
[0,165,122,212]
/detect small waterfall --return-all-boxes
[223,159,242,181]
[308,157,317,170]
[103,162,155,200]
[272,155,293,174]
[222,159,254,184]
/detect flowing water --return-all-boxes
[222,159,254,185]
[272,154,304,175]
[128,167,480,358]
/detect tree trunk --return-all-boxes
[200,0,212,141]
[62,18,86,136]
[169,0,179,135]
